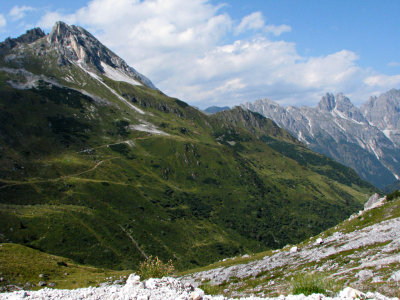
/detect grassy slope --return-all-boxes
[0,243,131,290]
[181,196,400,297]
[0,39,374,273]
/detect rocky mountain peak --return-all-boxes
[242,90,400,188]
[317,93,336,111]
[0,28,46,55]
[17,28,46,44]
[47,21,156,89]
[48,21,82,43]
[361,89,400,146]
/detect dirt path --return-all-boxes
[0,157,119,190]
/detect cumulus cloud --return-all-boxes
[265,24,291,36]
[364,74,400,88]
[36,0,400,108]
[9,5,35,21]
[0,14,6,28]
[235,12,265,35]
[235,12,291,36]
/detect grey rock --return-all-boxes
[242,90,400,188]
[47,21,156,89]
[361,89,400,147]
[48,282,56,287]
[0,28,45,54]
[364,193,385,210]
[38,281,47,287]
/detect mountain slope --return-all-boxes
[0,23,374,271]
[182,196,400,298]
[242,92,400,188]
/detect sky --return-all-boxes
[0,0,400,109]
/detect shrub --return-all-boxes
[386,190,400,202]
[138,256,175,280]
[291,273,330,296]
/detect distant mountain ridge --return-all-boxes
[204,106,230,114]
[242,90,400,188]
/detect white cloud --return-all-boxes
[9,5,35,21]
[364,74,400,88]
[235,12,291,36]
[0,14,6,27]
[388,61,400,67]
[235,12,265,35]
[36,0,400,108]
[265,24,291,36]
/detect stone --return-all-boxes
[290,246,298,253]
[364,193,386,210]
[38,281,47,287]
[190,291,203,300]
[339,287,366,299]
[48,282,56,287]
[314,238,324,245]
[126,274,141,286]
[357,269,373,281]
[389,270,400,281]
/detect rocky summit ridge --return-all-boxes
[47,21,156,89]
[242,90,400,188]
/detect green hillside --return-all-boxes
[0,26,375,272]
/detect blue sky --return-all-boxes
[1,0,399,108]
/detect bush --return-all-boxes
[138,256,175,280]
[291,273,330,296]
[386,190,400,202]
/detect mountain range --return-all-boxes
[242,91,400,189]
[0,22,375,274]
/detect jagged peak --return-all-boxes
[335,92,352,104]
[317,93,336,111]
[256,98,280,106]
[0,27,46,53]
[48,21,94,44]
[46,21,156,89]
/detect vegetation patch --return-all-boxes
[291,273,333,296]
[138,256,175,280]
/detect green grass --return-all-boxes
[0,243,131,290]
[291,273,332,296]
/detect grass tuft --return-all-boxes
[291,273,331,296]
[138,256,175,280]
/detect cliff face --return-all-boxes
[242,91,400,188]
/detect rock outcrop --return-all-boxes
[47,21,156,89]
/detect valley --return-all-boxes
[0,21,398,299]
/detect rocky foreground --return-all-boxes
[181,195,400,297]
[0,274,396,300]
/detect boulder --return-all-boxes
[364,193,386,210]
[339,287,366,299]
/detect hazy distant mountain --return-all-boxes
[204,106,230,114]
[242,91,400,188]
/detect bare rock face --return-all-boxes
[242,91,400,188]
[364,193,386,210]
[47,21,156,89]
[362,89,400,147]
